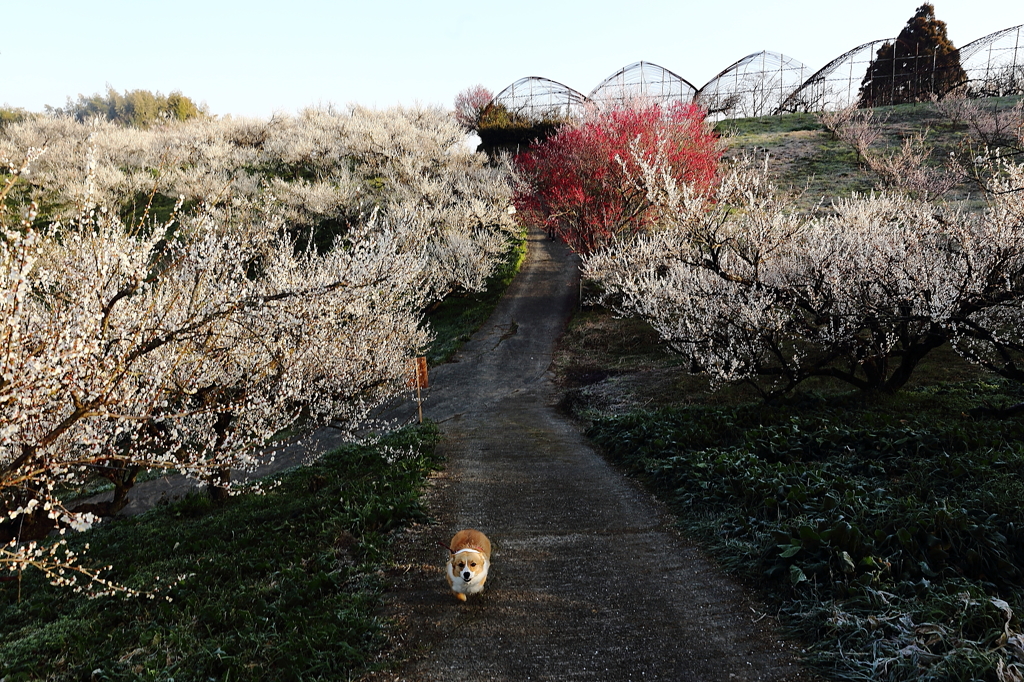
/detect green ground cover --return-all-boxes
[587,381,1024,680]
[0,425,440,681]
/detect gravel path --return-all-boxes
[372,228,817,681]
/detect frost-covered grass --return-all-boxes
[588,382,1024,681]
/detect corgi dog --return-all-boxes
[443,529,491,602]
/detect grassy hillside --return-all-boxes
[558,99,1024,681]
[717,96,1021,209]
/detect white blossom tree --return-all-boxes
[0,103,514,592]
[0,105,517,303]
[584,138,1024,398]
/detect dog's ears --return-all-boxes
[437,540,455,554]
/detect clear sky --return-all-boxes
[1,0,1019,118]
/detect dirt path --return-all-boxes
[95,227,816,680]
[373,228,816,681]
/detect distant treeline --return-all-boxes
[2,86,208,128]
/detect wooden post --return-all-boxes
[416,382,422,424]
[408,356,428,424]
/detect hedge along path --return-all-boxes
[376,227,818,682]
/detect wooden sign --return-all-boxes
[407,356,428,389]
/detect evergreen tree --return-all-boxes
[858,3,967,107]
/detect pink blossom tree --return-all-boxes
[453,85,494,133]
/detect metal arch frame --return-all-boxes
[491,76,591,121]
[588,61,698,109]
[696,50,810,119]
[956,24,1024,97]
[958,24,1023,62]
[781,38,894,112]
[485,23,1023,124]
[784,25,1024,111]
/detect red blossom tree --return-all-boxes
[512,102,722,253]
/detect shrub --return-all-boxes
[512,102,721,254]
[0,107,28,128]
[476,102,569,155]
[584,143,1024,397]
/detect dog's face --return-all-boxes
[450,549,487,583]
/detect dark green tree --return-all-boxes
[858,3,967,107]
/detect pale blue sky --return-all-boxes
[1,0,1019,117]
